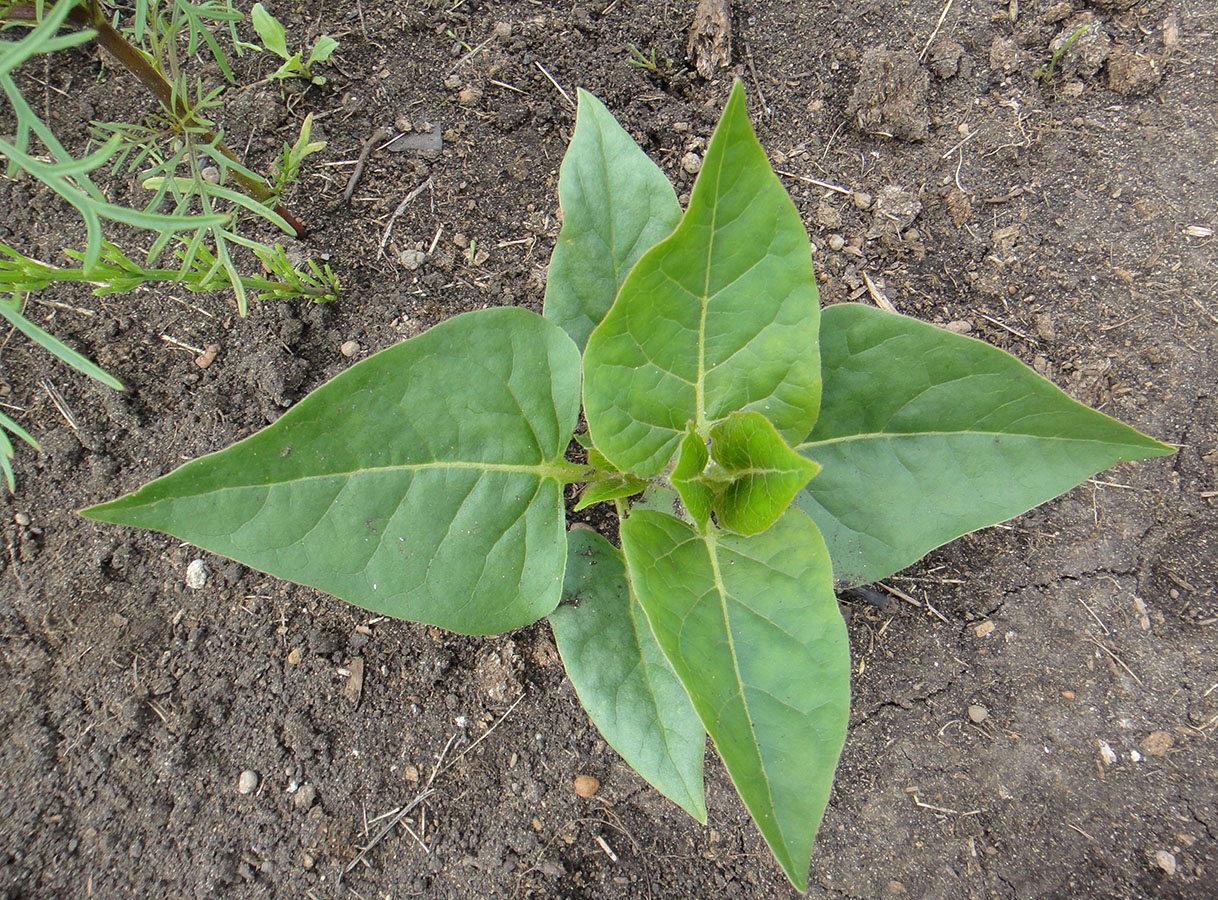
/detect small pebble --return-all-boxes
[194,344,220,369]
[14,512,30,527]
[828,234,845,251]
[443,73,462,90]
[852,191,873,210]
[681,151,703,175]
[1151,850,1176,877]
[294,783,316,810]
[400,248,427,270]
[573,774,600,798]
[286,647,302,665]
[238,769,259,794]
[1140,731,1173,757]
[1098,741,1118,766]
[185,559,208,590]
[201,166,220,184]
[1061,690,1076,700]
[967,704,989,724]
[340,340,361,358]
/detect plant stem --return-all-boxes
[4,2,308,237]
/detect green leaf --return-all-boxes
[307,34,339,66]
[620,508,850,890]
[544,89,682,351]
[574,443,648,511]
[82,308,584,635]
[798,303,1174,585]
[709,411,820,535]
[249,3,289,60]
[671,427,712,531]
[550,529,707,822]
[583,81,822,477]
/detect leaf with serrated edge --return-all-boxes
[710,411,820,535]
[550,529,707,822]
[583,81,821,477]
[83,308,583,635]
[544,90,682,351]
[621,508,850,890]
[798,303,1174,585]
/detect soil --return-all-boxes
[1,1,1216,898]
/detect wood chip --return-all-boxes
[343,658,365,705]
[687,0,732,79]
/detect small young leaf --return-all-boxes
[798,303,1174,585]
[544,90,682,350]
[83,308,583,635]
[621,508,850,891]
[574,444,648,510]
[249,3,290,60]
[583,81,821,476]
[670,428,712,531]
[550,529,707,822]
[307,34,339,67]
[709,411,820,535]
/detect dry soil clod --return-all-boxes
[848,49,930,141]
[573,774,600,798]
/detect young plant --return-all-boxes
[248,3,337,86]
[0,0,337,485]
[81,83,1171,888]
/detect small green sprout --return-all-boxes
[1036,24,1092,83]
[627,43,664,73]
[250,3,338,85]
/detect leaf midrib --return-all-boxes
[797,430,1160,452]
[102,458,579,506]
[700,527,788,867]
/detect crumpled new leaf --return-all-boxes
[544,90,682,351]
[709,411,820,535]
[550,529,707,822]
[83,308,583,635]
[798,303,1174,585]
[583,81,822,477]
[621,507,850,891]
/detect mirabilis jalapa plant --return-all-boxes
[84,82,1171,889]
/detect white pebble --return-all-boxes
[399,249,427,270]
[967,704,989,724]
[681,151,703,175]
[185,559,208,590]
[238,769,259,794]
[1098,741,1117,766]
[1151,850,1176,877]
[340,340,361,358]
[828,234,845,251]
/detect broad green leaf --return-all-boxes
[550,529,707,822]
[709,411,819,536]
[83,308,584,635]
[620,508,850,890]
[307,34,339,66]
[583,80,822,477]
[671,427,713,531]
[249,3,289,60]
[544,90,682,351]
[798,303,1174,585]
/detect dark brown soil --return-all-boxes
[2,1,1216,898]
